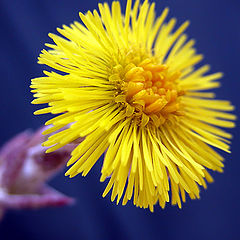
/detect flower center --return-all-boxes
[110,58,185,127]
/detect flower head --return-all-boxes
[0,127,75,220]
[31,0,235,211]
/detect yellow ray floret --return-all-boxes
[31,0,236,211]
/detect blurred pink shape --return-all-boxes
[0,127,76,220]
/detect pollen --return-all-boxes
[111,58,184,127]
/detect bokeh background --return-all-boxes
[0,0,239,239]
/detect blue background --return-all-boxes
[0,0,239,239]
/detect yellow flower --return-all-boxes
[31,0,235,211]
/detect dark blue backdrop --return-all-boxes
[0,0,239,239]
